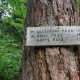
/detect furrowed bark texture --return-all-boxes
[20,0,80,80]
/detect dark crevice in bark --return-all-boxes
[55,1,61,26]
[67,70,71,80]
[73,46,78,55]
[58,47,65,72]
[45,6,49,25]
[47,0,52,2]
[69,17,71,26]
[70,0,75,14]
[59,47,62,55]
[70,0,75,26]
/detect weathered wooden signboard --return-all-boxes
[26,26,80,46]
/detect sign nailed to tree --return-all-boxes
[26,26,80,46]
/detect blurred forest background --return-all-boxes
[0,0,80,80]
[0,0,27,80]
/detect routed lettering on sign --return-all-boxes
[26,26,80,46]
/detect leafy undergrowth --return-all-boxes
[0,31,21,80]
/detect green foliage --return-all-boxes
[0,0,27,79]
[78,0,80,5]
[0,0,27,36]
[0,31,21,80]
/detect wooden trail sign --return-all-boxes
[26,26,80,46]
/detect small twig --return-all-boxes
[14,26,23,39]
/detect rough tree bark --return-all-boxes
[19,0,80,80]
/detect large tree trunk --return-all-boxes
[19,0,80,80]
